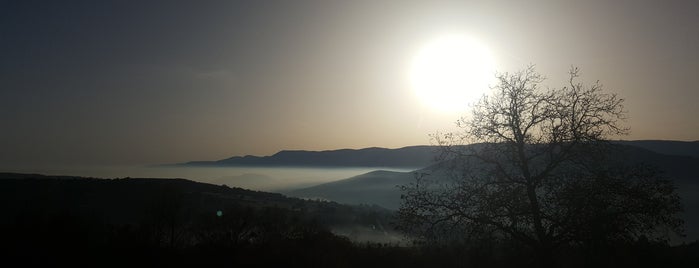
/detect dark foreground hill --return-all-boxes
[1,172,697,267]
[0,173,404,267]
[0,172,400,237]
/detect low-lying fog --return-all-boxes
[3,165,415,192]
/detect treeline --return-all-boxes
[0,174,697,267]
[0,174,399,266]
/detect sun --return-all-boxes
[410,35,496,112]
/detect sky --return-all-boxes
[1,0,698,167]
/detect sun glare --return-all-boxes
[410,35,496,112]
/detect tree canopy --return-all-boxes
[397,66,683,265]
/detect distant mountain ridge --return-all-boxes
[179,140,698,168]
[614,140,699,158]
[182,145,439,168]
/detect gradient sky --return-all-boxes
[2,0,698,167]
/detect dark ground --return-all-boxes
[1,173,697,267]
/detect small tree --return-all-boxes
[397,66,683,265]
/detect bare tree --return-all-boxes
[397,66,683,265]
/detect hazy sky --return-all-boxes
[2,0,698,167]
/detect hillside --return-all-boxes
[0,173,400,243]
[288,144,699,241]
[289,143,699,208]
[0,173,443,267]
[614,140,699,158]
[287,170,413,210]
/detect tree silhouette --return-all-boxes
[397,66,683,266]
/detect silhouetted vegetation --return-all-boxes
[0,172,696,267]
[0,174,386,266]
[398,66,688,267]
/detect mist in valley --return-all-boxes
[1,165,415,192]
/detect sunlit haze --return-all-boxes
[410,34,495,112]
[1,0,698,168]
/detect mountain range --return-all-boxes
[180,146,439,168]
[179,140,698,168]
